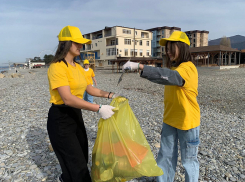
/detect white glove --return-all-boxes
[122,61,139,71]
[98,105,115,119]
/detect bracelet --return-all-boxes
[97,104,102,113]
[108,92,112,99]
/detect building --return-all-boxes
[80,26,153,68]
[190,45,241,66]
[146,26,181,58]
[185,30,209,48]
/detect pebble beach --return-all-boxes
[0,67,244,182]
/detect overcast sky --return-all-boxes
[0,0,244,65]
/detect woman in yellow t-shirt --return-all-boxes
[122,31,200,182]
[83,59,97,103]
[47,26,121,182]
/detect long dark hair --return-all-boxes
[165,41,192,68]
[51,41,80,66]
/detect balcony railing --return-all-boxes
[106,44,117,46]
[104,33,112,37]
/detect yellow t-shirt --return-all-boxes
[47,61,90,105]
[163,61,200,130]
[84,68,95,85]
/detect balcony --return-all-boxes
[106,44,117,46]
[104,33,112,37]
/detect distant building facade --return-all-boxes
[146,26,181,58]
[185,30,209,48]
[80,26,153,67]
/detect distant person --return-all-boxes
[83,59,97,103]
[122,31,200,182]
[47,25,123,182]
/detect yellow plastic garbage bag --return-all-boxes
[91,97,163,182]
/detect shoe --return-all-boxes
[57,175,64,182]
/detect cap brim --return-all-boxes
[73,38,92,44]
[159,38,178,46]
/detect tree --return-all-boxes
[43,54,54,64]
[220,36,231,47]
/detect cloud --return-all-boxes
[0,0,245,64]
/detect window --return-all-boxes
[124,39,131,45]
[95,43,97,47]
[123,29,131,34]
[125,49,128,56]
[139,40,142,46]
[111,40,116,45]
[106,48,116,56]
[130,49,134,56]
[146,33,149,38]
[108,60,114,65]
[193,44,195,47]
[193,39,196,43]
[141,32,144,38]
[117,49,118,55]
[146,50,150,56]
[140,49,143,56]
[146,41,149,46]
[162,30,164,34]
[135,31,137,35]
[134,49,138,56]
[194,34,196,37]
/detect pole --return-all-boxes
[134,27,135,57]
[239,52,241,65]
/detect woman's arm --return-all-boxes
[57,86,100,111]
[140,64,184,86]
[122,61,184,86]
[86,84,114,98]
[92,77,97,86]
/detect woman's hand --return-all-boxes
[122,61,139,71]
[98,105,115,119]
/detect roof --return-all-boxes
[185,30,209,34]
[190,45,241,53]
[84,26,152,36]
[146,26,181,31]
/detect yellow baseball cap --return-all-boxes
[83,59,89,64]
[159,31,190,46]
[58,25,91,44]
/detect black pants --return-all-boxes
[47,104,92,182]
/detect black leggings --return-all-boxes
[47,105,92,182]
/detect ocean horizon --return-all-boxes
[0,66,12,72]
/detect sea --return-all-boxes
[0,66,12,72]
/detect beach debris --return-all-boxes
[0,73,5,78]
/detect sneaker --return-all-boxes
[57,175,64,182]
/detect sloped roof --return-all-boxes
[190,45,241,53]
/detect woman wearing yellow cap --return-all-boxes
[47,26,121,182]
[123,31,200,182]
[83,59,97,103]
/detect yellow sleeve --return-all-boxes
[175,62,194,88]
[48,63,69,90]
[91,69,95,77]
